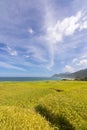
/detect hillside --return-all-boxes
[71,68,87,79]
[52,72,71,78]
[53,68,87,80]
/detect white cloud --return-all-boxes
[72,58,78,63]
[71,56,87,71]
[80,20,87,30]
[28,28,34,34]
[45,10,87,44]
[81,54,87,58]
[7,46,17,56]
[76,59,87,66]
[46,11,82,44]
[44,11,83,69]
[44,10,87,69]
[24,55,30,58]
[64,65,75,72]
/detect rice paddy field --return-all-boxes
[0,81,87,130]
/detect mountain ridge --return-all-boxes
[52,68,87,80]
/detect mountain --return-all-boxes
[53,68,87,80]
[52,72,71,78]
[70,68,87,79]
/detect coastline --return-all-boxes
[0,77,61,82]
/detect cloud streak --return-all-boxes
[43,9,87,69]
[0,61,26,71]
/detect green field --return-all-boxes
[0,81,87,130]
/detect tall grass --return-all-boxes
[0,81,87,129]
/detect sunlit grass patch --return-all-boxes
[0,106,54,130]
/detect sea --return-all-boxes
[0,77,61,82]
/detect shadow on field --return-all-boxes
[50,88,64,92]
[35,105,75,130]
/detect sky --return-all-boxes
[0,0,87,77]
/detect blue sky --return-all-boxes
[0,0,87,77]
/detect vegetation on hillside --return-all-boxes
[53,68,87,80]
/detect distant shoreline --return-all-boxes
[0,77,61,82]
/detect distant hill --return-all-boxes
[70,68,87,79]
[52,72,71,78]
[52,68,87,80]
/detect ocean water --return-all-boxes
[0,77,61,82]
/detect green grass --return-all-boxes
[0,81,87,130]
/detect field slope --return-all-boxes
[0,81,87,130]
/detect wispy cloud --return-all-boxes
[77,59,87,66]
[0,61,26,71]
[7,46,17,56]
[28,28,34,35]
[72,55,87,69]
[64,65,75,73]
